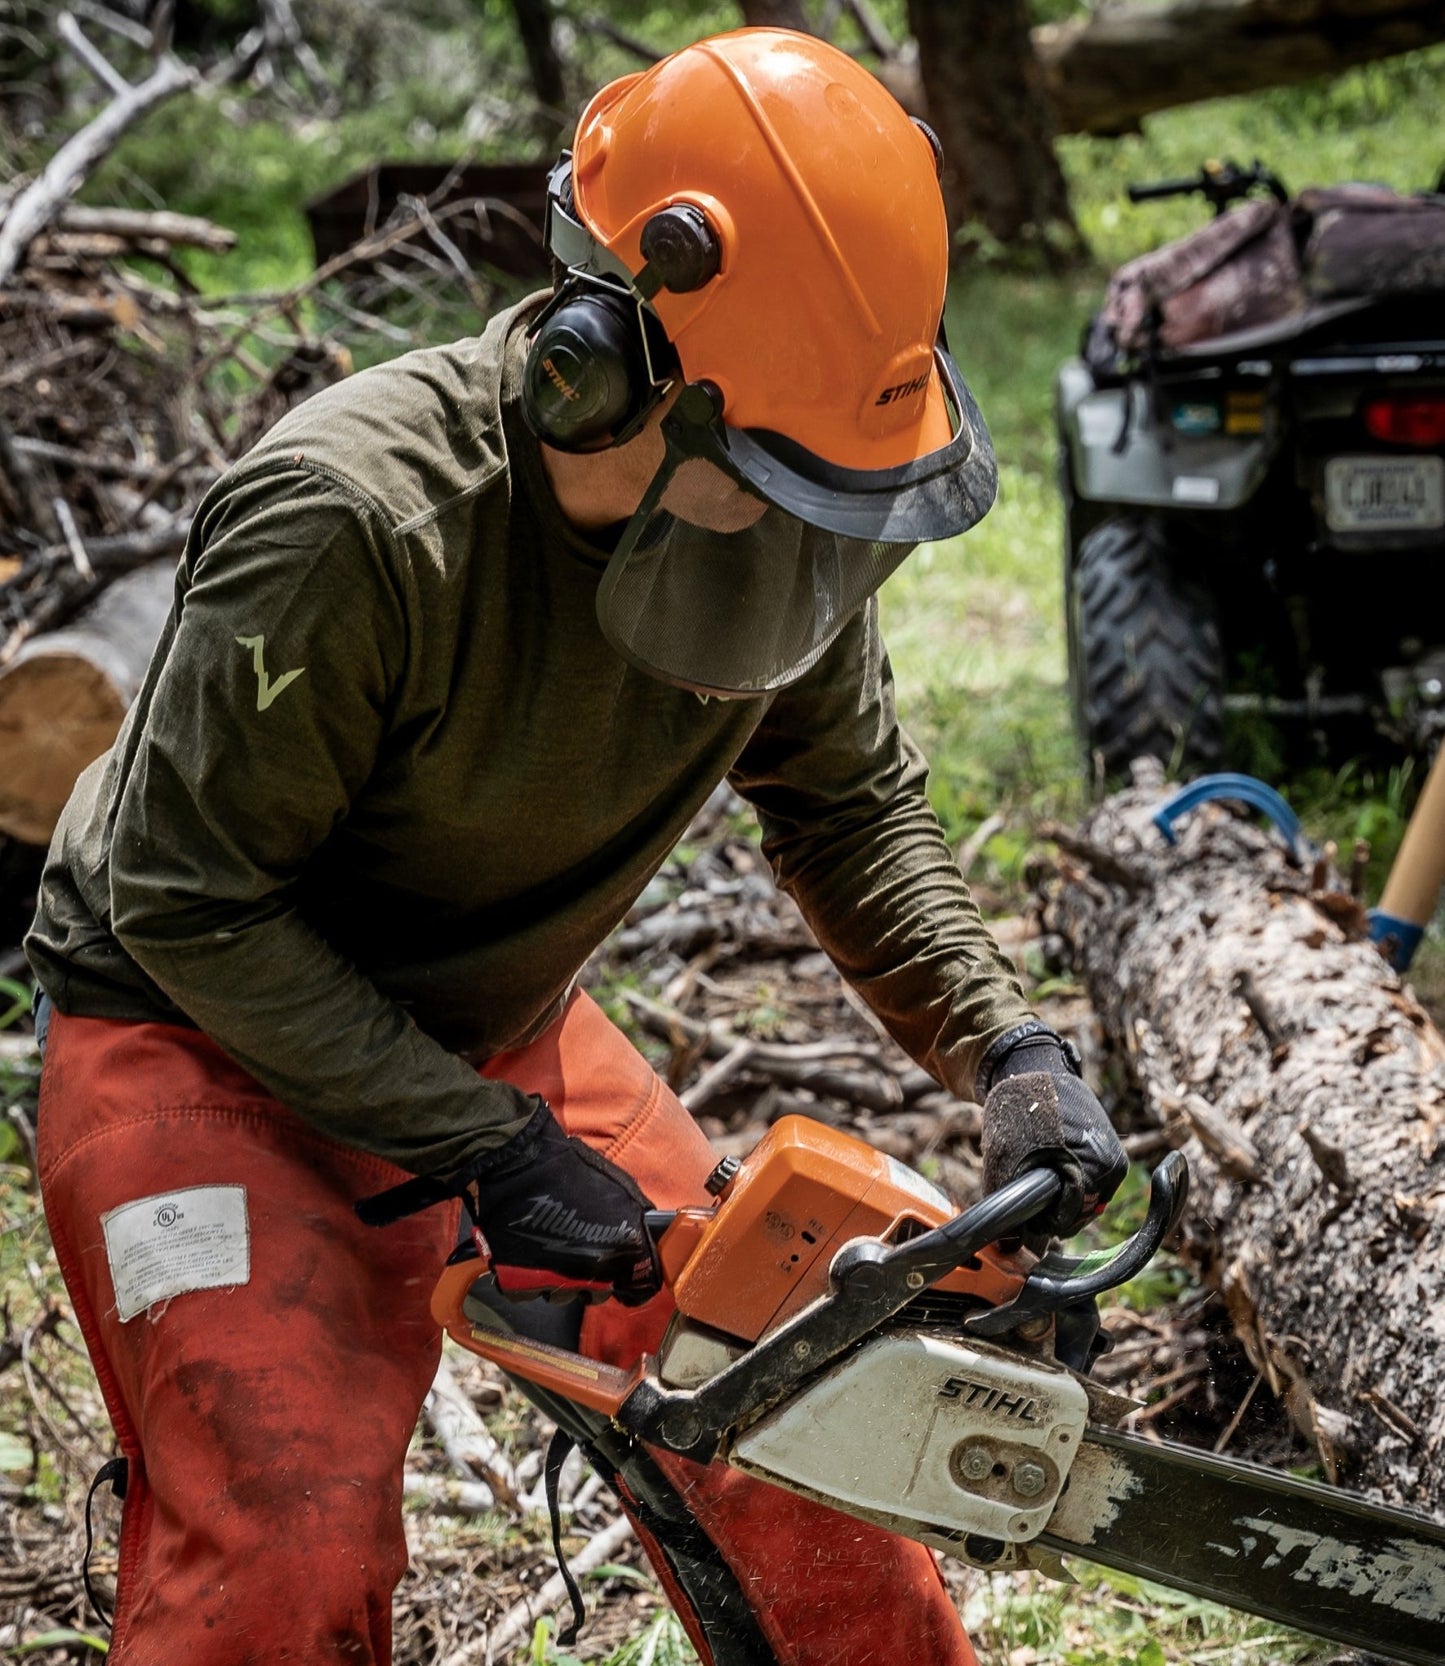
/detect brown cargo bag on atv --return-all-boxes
[1086,198,1306,371]
[1298,184,1445,297]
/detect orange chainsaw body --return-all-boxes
[658,1117,1025,1340]
[432,1115,1030,1414]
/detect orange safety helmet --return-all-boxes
[570,28,953,472]
[526,28,998,698]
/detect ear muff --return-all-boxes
[525,160,725,452]
[521,281,657,451]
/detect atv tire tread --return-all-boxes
[1069,517,1225,786]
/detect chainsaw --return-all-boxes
[431,1105,1445,1664]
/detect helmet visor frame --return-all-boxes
[659,345,997,543]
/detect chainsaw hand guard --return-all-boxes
[967,1150,1189,1340]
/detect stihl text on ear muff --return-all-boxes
[521,281,659,452]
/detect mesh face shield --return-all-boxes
[595,350,997,697]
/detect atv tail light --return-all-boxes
[1361,394,1445,447]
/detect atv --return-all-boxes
[1057,160,1445,786]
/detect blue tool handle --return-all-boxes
[1152,774,1309,861]
[1366,911,1425,974]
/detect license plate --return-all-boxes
[1324,455,1445,531]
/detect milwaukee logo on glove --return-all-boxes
[513,1196,642,1247]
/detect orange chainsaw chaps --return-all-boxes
[37,1011,460,1666]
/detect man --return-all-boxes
[27,27,1126,1666]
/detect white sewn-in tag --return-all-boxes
[101,1186,251,1323]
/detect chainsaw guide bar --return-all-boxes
[1045,1426,1445,1666]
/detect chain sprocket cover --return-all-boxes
[728,1331,1087,1548]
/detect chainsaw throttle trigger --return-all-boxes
[433,1210,680,1306]
[966,1152,1189,1338]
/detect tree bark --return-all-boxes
[905,0,1083,262]
[1036,0,1445,138]
[1043,772,1445,1510]
[0,559,174,845]
[508,0,567,113]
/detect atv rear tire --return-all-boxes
[1068,516,1225,787]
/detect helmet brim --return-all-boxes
[664,346,997,543]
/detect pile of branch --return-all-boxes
[0,14,523,847]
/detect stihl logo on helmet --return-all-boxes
[875,373,932,408]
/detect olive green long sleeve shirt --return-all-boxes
[27,298,1035,1176]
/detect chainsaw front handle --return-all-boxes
[967,1150,1190,1338]
[829,1165,1063,1295]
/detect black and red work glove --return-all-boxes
[356,1098,659,1304]
[979,1022,1128,1239]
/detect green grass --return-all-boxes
[963,1564,1322,1666]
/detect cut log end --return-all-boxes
[0,655,127,843]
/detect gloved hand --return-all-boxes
[979,1023,1128,1239]
[356,1098,659,1303]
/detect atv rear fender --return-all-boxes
[1057,358,1278,515]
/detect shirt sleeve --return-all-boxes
[106,464,537,1175]
[727,598,1036,1100]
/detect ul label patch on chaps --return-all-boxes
[102,1186,250,1322]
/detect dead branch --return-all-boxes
[440,1514,636,1666]
[53,206,236,252]
[0,420,62,545]
[842,0,898,59]
[55,9,132,97]
[424,1352,519,1513]
[619,987,942,1115]
[0,53,197,287]
[558,7,665,63]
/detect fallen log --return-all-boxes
[1043,771,1445,1509]
[0,558,173,844]
[1035,0,1445,137]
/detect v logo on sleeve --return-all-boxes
[235,634,306,711]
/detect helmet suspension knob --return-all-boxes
[639,205,722,294]
[912,117,945,179]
